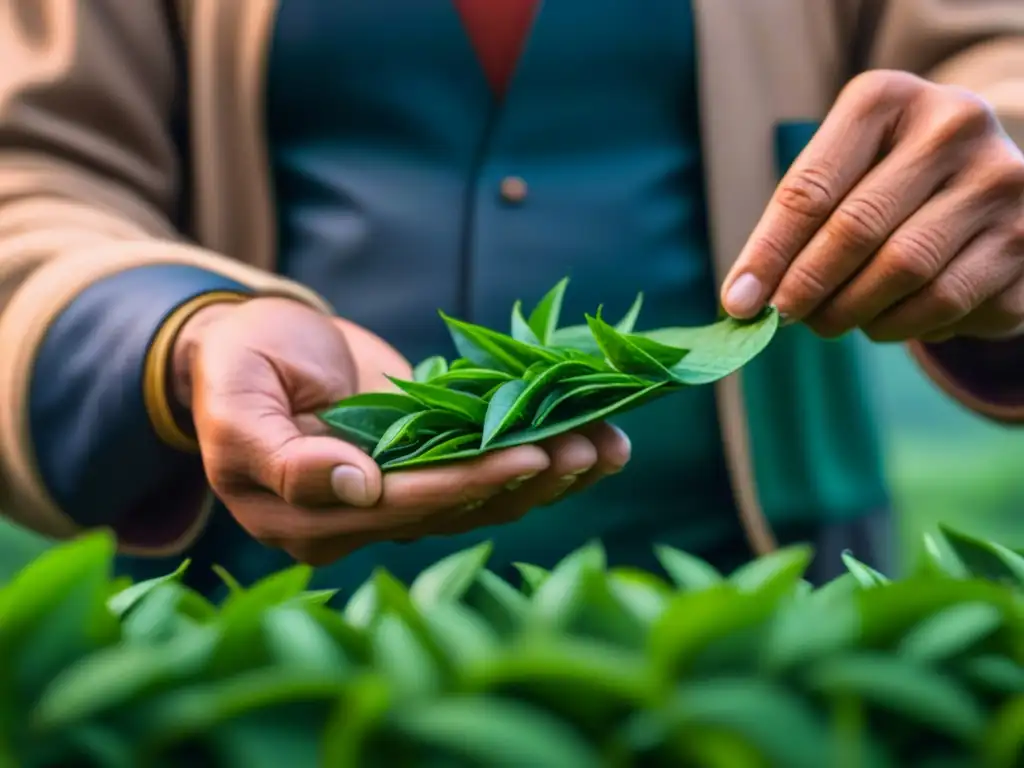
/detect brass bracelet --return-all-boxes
[143,291,250,452]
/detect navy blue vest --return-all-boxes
[207,0,740,591]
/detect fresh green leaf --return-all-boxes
[409,541,494,608]
[897,602,1002,663]
[318,392,426,451]
[511,300,543,345]
[805,652,987,742]
[371,409,476,458]
[526,278,569,345]
[655,545,723,591]
[939,524,1024,586]
[491,381,669,449]
[107,559,191,617]
[642,305,780,385]
[842,551,891,588]
[441,312,560,374]
[387,377,488,422]
[412,355,448,382]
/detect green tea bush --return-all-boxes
[3,526,1024,767]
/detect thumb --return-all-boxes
[256,425,384,509]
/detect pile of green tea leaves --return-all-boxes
[4,526,1024,767]
[318,278,779,469]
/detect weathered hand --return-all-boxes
[175,298,630,566]
[722,70,1024,343]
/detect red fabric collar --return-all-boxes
[453,0,540,98]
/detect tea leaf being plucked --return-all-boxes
[641,305,780,385]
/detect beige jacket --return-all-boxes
[1,0,1022,556]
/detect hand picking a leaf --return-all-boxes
[319,277,779,472]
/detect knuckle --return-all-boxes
[973,156,1024,203]
[842,70,921,113]
[829,192,899,249]
[776,166,839,222]
[922,90,996,149]
[882,229,949,283]
[782,264,830,303]
[927,272,975,322]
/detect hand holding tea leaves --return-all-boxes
[175,297,628,566]
[319,277,779,470]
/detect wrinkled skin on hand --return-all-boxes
[723,70,1024,343]
[174,298,632,566]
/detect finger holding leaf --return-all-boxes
[721,70,1024,343]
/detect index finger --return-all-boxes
[720,77,904,318]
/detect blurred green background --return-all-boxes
[1,338,1021,581]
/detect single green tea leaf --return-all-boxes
[379,432,482,470]
[429,368,515,397]
[441,312,560,374]
[615,292,644,334]
[262,606,349,674]
[211,564,244,595]
[939,524,1024,586]
[343,579,378,629]
[805,652,986,742]
[550,293,645,356]
[319,392,426,451]
[107,559,191,617]
[730,545,813,598]
[527,277,569,345]
[412,355,448,382]
[482,360,597,446]
[492,381,670,449]
[586,312,686,376]
[371,409,476,459]
[421,602,500,668]
[531,379,651,427]
[481,379,530,446]
[511,300,543,345]
[666,678,830,768]
[655,546,723,591]
[842,551,891,588]
[34,626,218,728]
[641,305,780,385]
[387,377,488,422]
[464,569,529,636]
[410,541,494,608]
[897,602,1002,663]
[514,563,551,595]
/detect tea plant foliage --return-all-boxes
[3,526,1024,766]
[319,278,780,469]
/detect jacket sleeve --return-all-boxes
[854,2,1024,424]
[0,0,331,554]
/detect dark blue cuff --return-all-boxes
[29,264,251,532]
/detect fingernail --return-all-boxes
[779,312,795,327]
[504,472,540,493]
[331,466,372,507]
[724,273,764,317]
